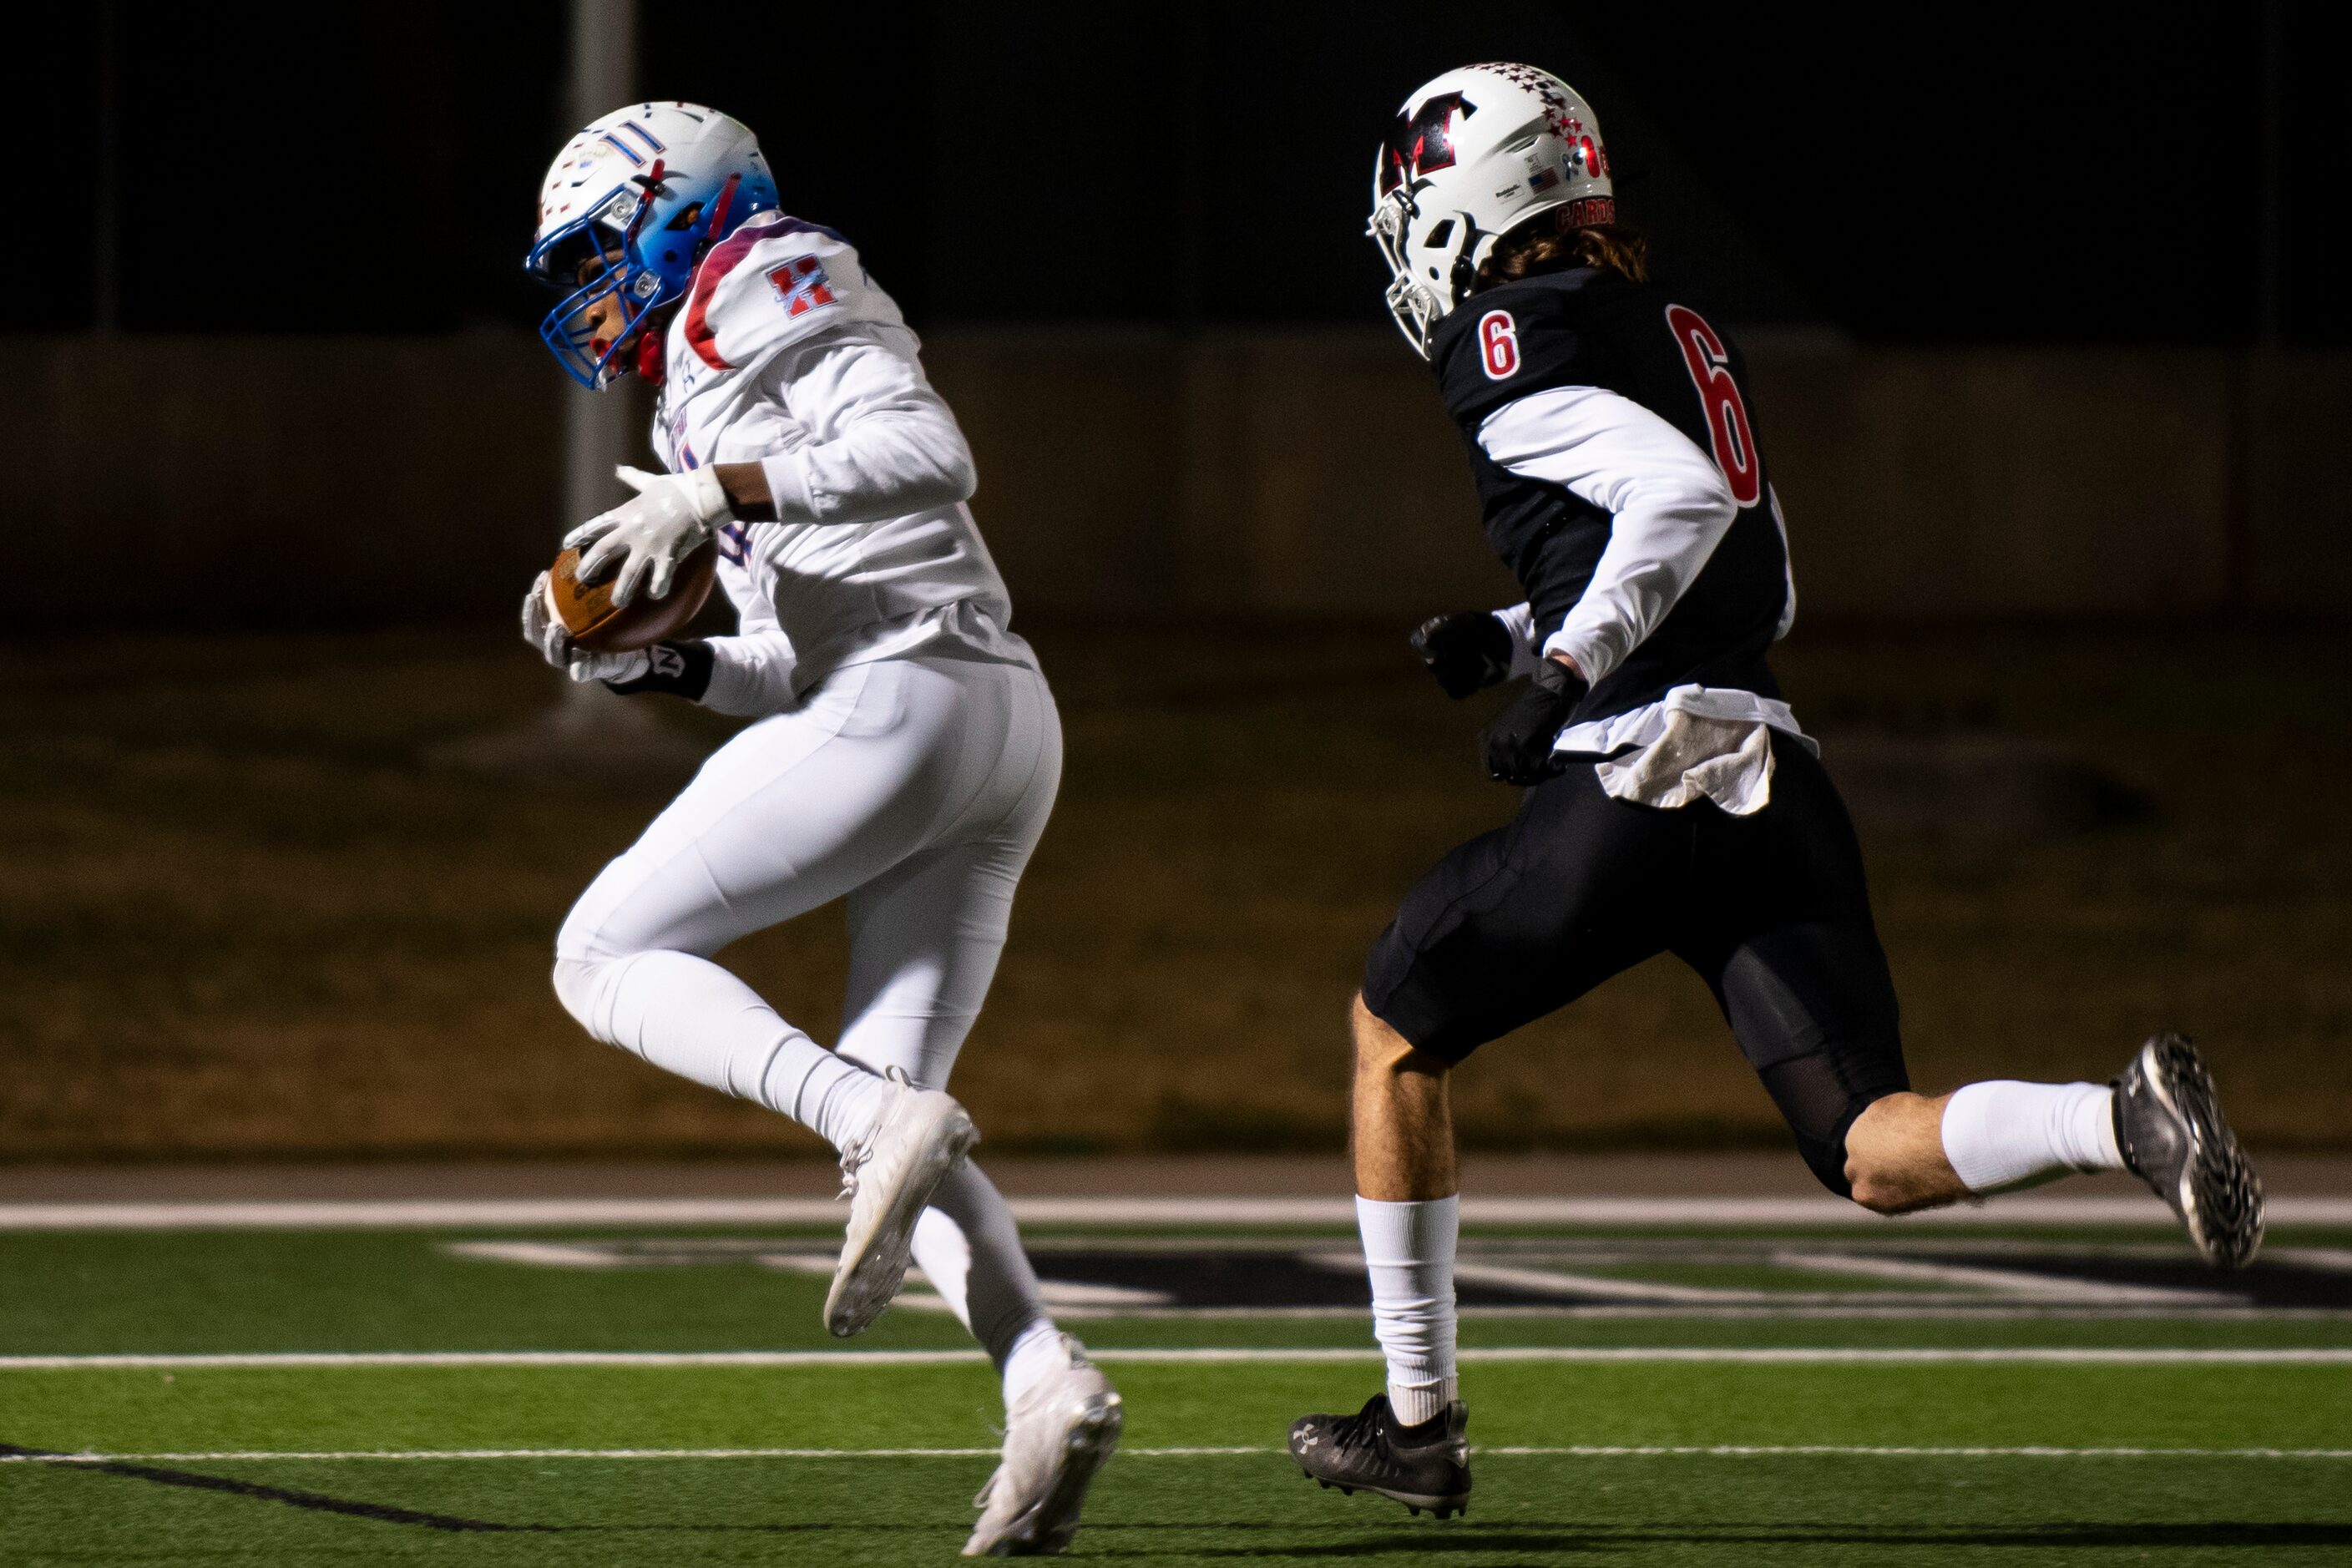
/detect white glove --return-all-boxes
[564,465,731,609]
[520,571,651,684]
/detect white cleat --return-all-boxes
[964,1336,1124,1557]
[823,1067,979,1338]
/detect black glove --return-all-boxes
[1479,657,1588,786]
[1410,610,1515,699]
[604,639,714,701]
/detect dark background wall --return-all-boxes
[10,2,2347,633]
[26,3,2348,341]
[9,330,2345,630]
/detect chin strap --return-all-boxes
[705,172,741,245]
[627,166,741,388]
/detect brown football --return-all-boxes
[547,539,719,654]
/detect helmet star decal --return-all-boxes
[1381,92,1476,194]
[1470,60,1582,144]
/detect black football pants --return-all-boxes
[1362,732,1909,1196]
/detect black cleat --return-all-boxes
[1287,1394,1470,1518]
[2113,1033,2264,1270]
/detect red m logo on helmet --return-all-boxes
[1382,92,1476,193]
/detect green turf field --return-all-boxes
[5,1212,2350,1565]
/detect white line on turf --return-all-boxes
[5,1347,2351,1370]
[1763,1249,2239,1307]
[4,1444,2348,1464]
[3,1196,2349,1229]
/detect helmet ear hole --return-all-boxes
[1450,250,1479,303]
[1424,219,1455,248]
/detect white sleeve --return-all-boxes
[1492,601,1542,680]
[756,326,978,528]
[1476,386,1738,686]
[698,629,798,716]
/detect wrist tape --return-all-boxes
[604,640,713,701]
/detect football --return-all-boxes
[545,539,720,654]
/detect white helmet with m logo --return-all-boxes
[1369,63,1616,358]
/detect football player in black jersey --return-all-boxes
[1284,63,2265,1519]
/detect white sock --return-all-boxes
[809,1065,893,1153]
[1940,1080,2124,1195]
[1357,1194,1459,1427]
[553,953,880,1151]
[904,1162,1060,1404]
[999,1322,1068,1407]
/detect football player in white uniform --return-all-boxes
[518,103,1119,1555]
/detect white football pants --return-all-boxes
[553,652,1062,1368]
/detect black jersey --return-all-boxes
[1429,266,1791,728]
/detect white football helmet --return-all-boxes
[525,102,779,388]
[1369,63,1616,358]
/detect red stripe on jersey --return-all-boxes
[681,224,770,372]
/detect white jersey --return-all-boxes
[650,211,1030,714]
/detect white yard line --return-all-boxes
[4,1347,2350,1370]
[3,1443,2347,1464]
[1766,1248,2242,1307]
[2,1196,2349,1230]
[1447,1259,1788,1305]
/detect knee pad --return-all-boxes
[1757,1053,1879,1200]
[1790,1125,1857,1200]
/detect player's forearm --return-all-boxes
[712,463,776,521]
[1491,602,1542,680]
[736,332,981,528]
[716,428,984,524]
[586,625,798,715]
[695,628,800,715]
[1479,386,1736,686]
[1542,482,1733,682]
[713,415,975,530]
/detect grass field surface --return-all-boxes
[2,623,2347,1159]
[5,1211,2349,1564]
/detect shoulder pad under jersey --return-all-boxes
[1432,267,1613,429]
[677,213,905,373]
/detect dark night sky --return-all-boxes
[29,2,2346,342]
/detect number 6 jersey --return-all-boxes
[1432,264,1798,742]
